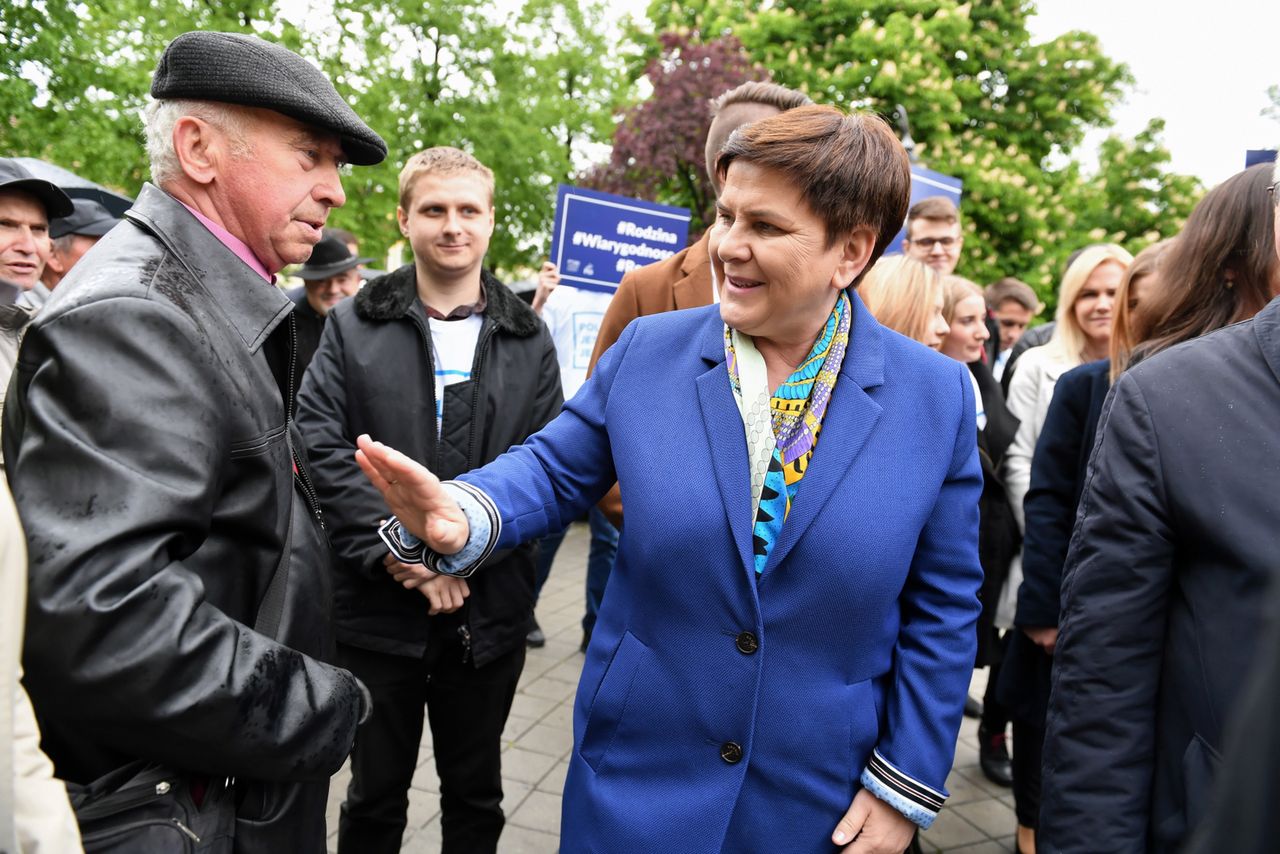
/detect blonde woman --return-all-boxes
[999,244,1132,614]
[859,254,951,348]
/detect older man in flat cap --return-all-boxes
[3,31,387,852]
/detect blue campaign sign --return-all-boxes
[1245,149,1277,168]
[885,166,964,256]
[550,185,692,294]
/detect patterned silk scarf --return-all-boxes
[726,290,851,575]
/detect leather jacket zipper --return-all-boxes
[286,311,325,529]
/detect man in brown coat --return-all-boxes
[588,80,811,526]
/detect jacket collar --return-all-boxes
[698,287,885,391]
[1254,294,1280,386]
[695,288,887,586]
[125,184,292,353]
[673,232,714,310]
[354,264,541,338]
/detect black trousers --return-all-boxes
[1011,717,1044,829]
[335,629,525,854]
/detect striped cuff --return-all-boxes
[376,481,501,578]
[860,749,946,830]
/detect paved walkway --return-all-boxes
[325,522,1019,853]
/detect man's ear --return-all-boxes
[172,116,220,186]
[45,243,67,275]
[396,206,409,237]
[831,226,877,289]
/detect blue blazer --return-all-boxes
[460,295,982,852]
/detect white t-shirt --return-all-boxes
[428,314,483,435]
[970,369,987,431]
[540,285,614,400]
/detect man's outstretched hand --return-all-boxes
[355,434,470,555]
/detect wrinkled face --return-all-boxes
[397,172,494,282]
[215,109,347,274]
[711,160,868,348]
[1073,260,1124,347]
[305,267,360,316]
[904,219,963,275]
[924,289,949,350]
[993,299,1034,352]
[942,294,990,363]
[0,190,51,288]
[704,102,781,196]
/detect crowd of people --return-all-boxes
[1,26,1278,854]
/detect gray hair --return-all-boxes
[143,99,251,187]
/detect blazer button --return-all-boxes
[735,632,759,655]
[720,741,744,764]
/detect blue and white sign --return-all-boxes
[885,166,964,256]
[550,184,692,294]
[1246,149,1278,168]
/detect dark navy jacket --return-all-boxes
[1041,297,1280,853]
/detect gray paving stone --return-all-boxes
[520,676,578,703]
[945,767,998,806]
[405,788,441,833]
[501,745,562,785]
[920,809,987,850]
[536,760,570,797]
[507,789,563,836]
[509,692,560,721]
[952,798,1017,840]
[498,823,561,854]
[519,721,575,758]
[409,759,440,794]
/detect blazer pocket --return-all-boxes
[1156,733,1222,844]
[580,630,649,773]
[848,678,881,777]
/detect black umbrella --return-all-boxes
[13,158,135,218]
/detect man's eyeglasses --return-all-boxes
[1269,181,1280,205]
[909,237,959,250]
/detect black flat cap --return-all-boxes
[151,31,387,166]
[50,198,121,239]
[0,158,74,219]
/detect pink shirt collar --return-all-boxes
[179,202,274,284]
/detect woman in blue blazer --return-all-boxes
[360,106,982,854]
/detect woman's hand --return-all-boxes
[355,434,470,555]
[832,788,916,853]
[1024,625,1059,655]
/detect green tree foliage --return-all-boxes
[1,0,625,273]
[580,32,767,237]
[306,0,627,270]
[634,0,1201,301]
[1,0,302,198]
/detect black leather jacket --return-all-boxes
[3,185,364,849]
[295,264,562,667]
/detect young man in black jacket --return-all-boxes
[295,147,561,854]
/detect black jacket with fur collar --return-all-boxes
[295,263,562,665]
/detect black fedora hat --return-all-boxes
[0,157,74,219]
[296,236,371,281]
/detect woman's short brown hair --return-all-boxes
[715,105,911,276]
